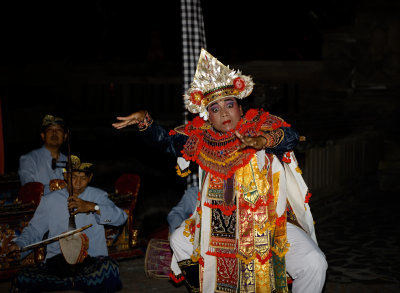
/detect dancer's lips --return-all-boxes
[223,120,231,125]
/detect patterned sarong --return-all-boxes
[14,255,122,292]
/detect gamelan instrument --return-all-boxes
[58,129,90,265]
[144,238,173,279]
[17,224,92,253]
[59,228,90,264]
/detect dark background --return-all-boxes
[0,0,365,169]
[0,1,399,276]
[0,0,333,63]
[0,0,335,185]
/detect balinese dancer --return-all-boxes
[113,49,327,293]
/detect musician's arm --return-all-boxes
[13,197,49,258]
[92,190,128,226]
[18,155,37,186]
[6,242,20,257]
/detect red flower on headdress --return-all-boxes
[190,90,204,106]
[245,109,258,120]
[233,77,246,91]
[169,129,177,136]
[192,116,205,127]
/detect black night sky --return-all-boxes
[0,0,352,64]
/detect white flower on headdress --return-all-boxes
[199,110,209,120]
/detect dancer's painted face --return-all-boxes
[208,97,243,132]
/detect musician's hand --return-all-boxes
[5,242,21,258]
[112,110,148,130]
[68,196,99,215]
[235,131,267,150]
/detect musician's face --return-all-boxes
[66,171,92,196]
[41,125,67,149]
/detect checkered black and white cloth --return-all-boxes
[181,0,207,95]
[181,0,207,187]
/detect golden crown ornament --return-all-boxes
[184,48,254,120]
[63,155,93,173]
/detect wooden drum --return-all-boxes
[144,238,173,279]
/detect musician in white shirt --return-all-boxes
[8,156,127,292]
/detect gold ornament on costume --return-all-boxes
[50,179,67,191]
[184,49,254,120]
[41,114,65,129]
[63,155,93,173]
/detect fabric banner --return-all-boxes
[181,0,207,187]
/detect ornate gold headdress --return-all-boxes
[41,114,65,130]
[184,49,254,120]
[63,155,93,173]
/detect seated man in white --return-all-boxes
[8,155,127,292]
[18,114,68,194]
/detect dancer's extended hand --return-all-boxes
[112,110,148,130]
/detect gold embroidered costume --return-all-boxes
[170,49,290,293]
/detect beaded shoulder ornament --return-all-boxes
[173,109,285,179]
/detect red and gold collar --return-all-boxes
[177,109,271,179]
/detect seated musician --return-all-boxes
[167,186,198,233]
[7,155,127,293]
[18,114,68,194]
